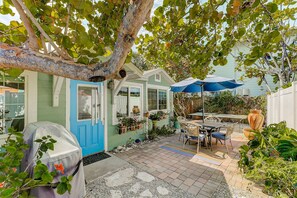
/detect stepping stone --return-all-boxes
[129,182,141,193]
[136,172,155,182]
[140,189,153,197]
[110,190,122,198]
[105,168,134,187]
[157,186,169,195]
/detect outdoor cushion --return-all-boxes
[212,132,230,140]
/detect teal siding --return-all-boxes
[107,79,147,150]
[147,73,172,87]
[107,76,173,151]
[37,73,66,126]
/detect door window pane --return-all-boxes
[148,89,157,111]
[77,86,93,120]
[130,87,141,116]
[116,87,128,118]
[159,90,167,110]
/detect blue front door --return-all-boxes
[70,80,104,156]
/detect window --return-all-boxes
[115,86,142,119]
[159,90,167,110]
[116,87,128,118]
[77,86,93,120]
[148,89,157,111]
[148,88,167,111]
[155,74,161,82]
[0,76,25,133]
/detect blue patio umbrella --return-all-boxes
[170,75,243,121]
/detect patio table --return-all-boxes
[186,120,225,150]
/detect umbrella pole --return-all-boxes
[201,85,205,123]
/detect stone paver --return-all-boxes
[86,166,195,198]
[113,131,270,198]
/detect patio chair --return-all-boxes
[204,116,221,123]
[211,124,235,153]
[183,123,207,152]
[177,116,187,142]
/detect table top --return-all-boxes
[186,120,225,129]
[188,112,247,120]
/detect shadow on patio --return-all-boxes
[115,130,269,198]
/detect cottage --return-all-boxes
[0,65,175,157]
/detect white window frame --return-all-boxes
[112,82,143,125]
[155,73,161,82]
[147,85,170,113]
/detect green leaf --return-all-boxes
[5,146,16,153]
[57,182,68,194]
[1,188,15,197]
[254,23,264,32]
[266,3,278,13]
[42,172,53,183]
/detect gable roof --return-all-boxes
[143,68,175,84]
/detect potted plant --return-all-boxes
[170,115,178,128]
[136,119,146,129]
[149,113,160,129]
[118,117,129,134]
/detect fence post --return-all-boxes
[293,82,296,130]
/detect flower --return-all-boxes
[0,182,4,188]
[12,168,17,172]
[54,163,64,174]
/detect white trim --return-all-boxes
[103,81,108,151]
[21,71,38,125]
[143,68,175,84]
[112,81,144,125]
[52,76,64,107]
[65,78,70,130]
[147,85,170,113]
[155,73,161,82]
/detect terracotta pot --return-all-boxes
[119,126,127,134]
[243,128,255,140]
[132,106,140,114]
[248,109,264,130]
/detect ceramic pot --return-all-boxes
[248,109,264,130]
[243,109,264,140]
[243,128,255,140]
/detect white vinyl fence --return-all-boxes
[267,81,297,130]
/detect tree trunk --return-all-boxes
[0,0,154,81]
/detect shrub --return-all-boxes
[238,122,297,197]
[0,128,72,197]
[148,125,175,140]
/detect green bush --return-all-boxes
[238,122,297,197]
[148,125,175,140]
[205,91,267,116]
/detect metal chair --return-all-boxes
[177,116,187,142]
[183,123,207,152]
[211,124,235,153]
[204,116,221,123]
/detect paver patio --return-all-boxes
[113,129,270,198]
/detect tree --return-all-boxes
[137,0,226,81]
[137,0,297,88]
[0,0,154,81]
[231,0,297,88]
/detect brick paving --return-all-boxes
[115,131,270,197]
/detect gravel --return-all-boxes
[85,165,195,198]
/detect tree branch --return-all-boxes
[16,0,71,59]
[1,0,154,82]
[11,0,39,51]
[96,0,154,78]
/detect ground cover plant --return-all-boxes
[238,122,297,197]
[148,125,175,141]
